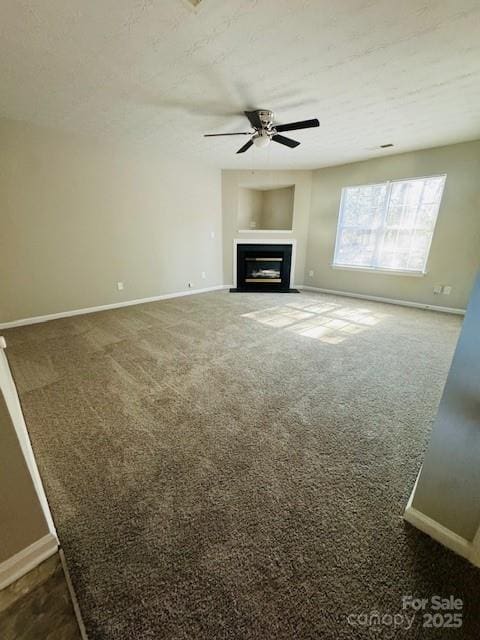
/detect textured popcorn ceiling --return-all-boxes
[1,0,479,169]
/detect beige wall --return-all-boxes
[238,188,263,230]
[0,388,49,562]
[0,119,223,323]
[222,171,312,286]
[2,121,478,321]
[262,186,294,230]
[305,140,480,310]
[410,272,480,540]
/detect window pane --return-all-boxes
[380,251,410,270]
[381,229,399,251]
[397,230,414,250]
[389,180,423,226]
[423,177,445,203]
[385,204,402,227]
[406,232,432,270]
[378,230,413,268]
[341,184,387,228]
[334,175,445,272]
[417,203,438,230]
[336,228,376,266]
[410,231,431,254]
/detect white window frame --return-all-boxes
[332,174,446,276]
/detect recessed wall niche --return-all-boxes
[237,185,294,231]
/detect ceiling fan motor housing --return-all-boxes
[257,110,275,130]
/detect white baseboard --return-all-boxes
[0,285,230,330]
[0,533,58,590]
[301,285,465,315]
[404,472,480,567]
[0,283,465,329]
[403,506,479,566]
[470,527,480,567]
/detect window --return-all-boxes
[333,175,446,274]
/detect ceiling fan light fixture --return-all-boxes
[253,132,271,148]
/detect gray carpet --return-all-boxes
[5,291,480,639]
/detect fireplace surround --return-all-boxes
[230,241,298,292]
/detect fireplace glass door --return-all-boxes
[245,257,283,283]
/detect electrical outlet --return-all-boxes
[210,231,215,239]
[201,271,206,279]
[309,270,314,277]
[188,282,194,288]
[117,281,124,291]
[443,285,452,295]
[433,285,443,295]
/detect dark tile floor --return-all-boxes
[0,552,83,640]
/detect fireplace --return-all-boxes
[231,243,298,292]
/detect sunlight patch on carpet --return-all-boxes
[242,300,389,343]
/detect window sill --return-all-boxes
[331,264,426,278]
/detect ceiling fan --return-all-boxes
[204,110,319,154]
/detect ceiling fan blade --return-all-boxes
[275,118,320,132]
[244,110,263,129]
[272,134,300,148]
[204,132,252,137]
[236,139,254,154]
